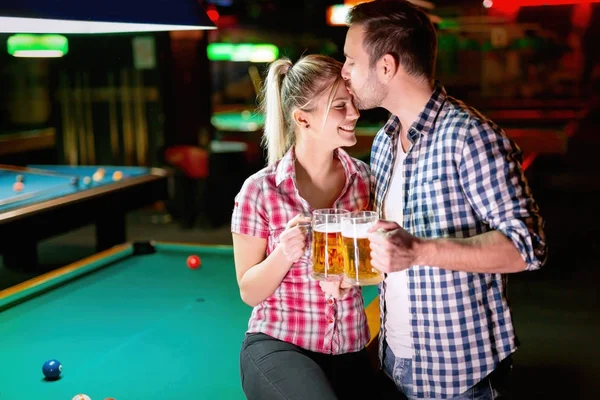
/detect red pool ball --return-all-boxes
[187,255,201,269]
[13,182,24,192]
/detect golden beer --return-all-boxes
[311,225,344,280]
[310,209,349,281]
[341,211,384,286]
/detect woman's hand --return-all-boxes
[278,214,312,263]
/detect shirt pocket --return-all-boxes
[412,178,448,238]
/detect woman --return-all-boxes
[231,54,375,399]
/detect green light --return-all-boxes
[438,19,459,30]
[7,34,69,58]
[207,43,278,62]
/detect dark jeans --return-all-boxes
[240,332,379,400]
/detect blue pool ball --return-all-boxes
[42,359,62,380]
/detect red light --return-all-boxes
[207,9,220,22]
[491,0,598,7]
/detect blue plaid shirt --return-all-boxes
[372,82,547,398]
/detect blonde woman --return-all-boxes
[231,55,376,399]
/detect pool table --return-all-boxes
[211,109,266,169]
[211,110,264,133]
[0,241,379,400]
[0,165,169,269]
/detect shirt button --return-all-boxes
[328,319,334,324]
[327,299,334,305]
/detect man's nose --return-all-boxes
[341,64,350,80]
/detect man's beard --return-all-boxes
[351,73,387,110]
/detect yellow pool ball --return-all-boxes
[112,171,123,181]
[92,172,103,182]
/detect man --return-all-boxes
[341,1,547,399]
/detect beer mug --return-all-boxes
[341,211,384,286]
[311,208,349,281]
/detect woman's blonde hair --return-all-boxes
[260,54,343,165]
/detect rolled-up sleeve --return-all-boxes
[231,177,269,239]
[457,121,547,270]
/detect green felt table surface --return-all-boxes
[0,242,378,400]
[211,111,264,132]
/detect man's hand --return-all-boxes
[367,220,422,273]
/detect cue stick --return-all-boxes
[0,180,77,208]
[0,165,78,208]
[108,72,120,160]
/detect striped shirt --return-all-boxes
[232,146,371,354]
[371,82,547,398]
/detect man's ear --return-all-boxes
[378,53,399,82]
[292,109,311,129]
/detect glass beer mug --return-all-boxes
[311,208,349,281]
[341,211,384,286]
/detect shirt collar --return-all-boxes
[383,80,447,143]
[275,146,359,187]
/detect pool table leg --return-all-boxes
[96,213,126,251]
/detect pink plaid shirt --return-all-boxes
[231,146,372,354]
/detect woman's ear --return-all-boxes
[293,109,311,129]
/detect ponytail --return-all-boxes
[259,55,343,166]
[261,59,292,166]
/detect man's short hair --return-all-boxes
[347,0,438,79]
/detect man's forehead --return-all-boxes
[345,25,365,52]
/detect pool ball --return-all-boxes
[112,171,123,181]
[13,182,24,192]
[82,176,92,186]
[187,255,201,269]
[15,174,24,182]
[42,359,62,380]
[92,171,103,182]
[72,395,91,400]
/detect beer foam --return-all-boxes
[313,223,342,233]
[342,223,372,238]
